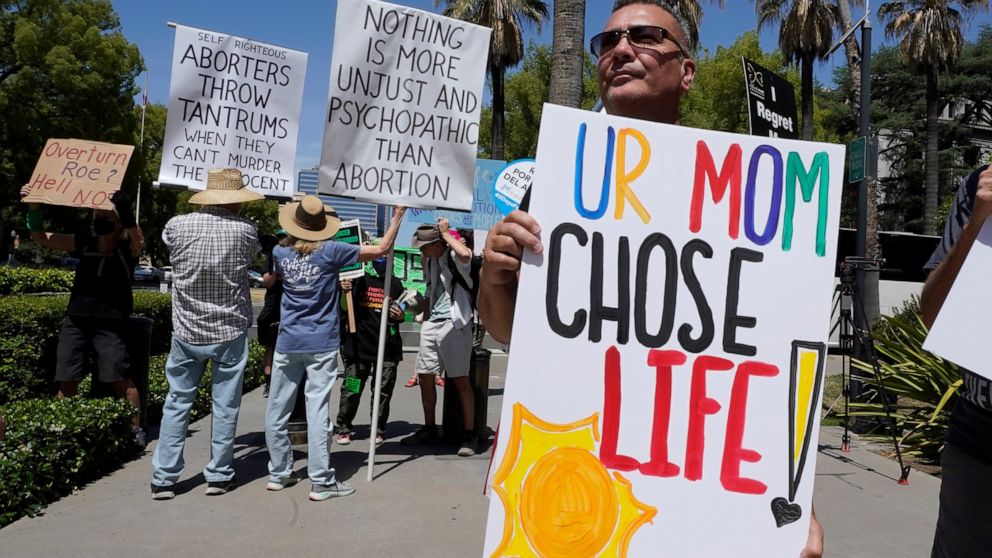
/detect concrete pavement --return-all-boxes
[0,353,941,557]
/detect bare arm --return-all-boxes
[799,507,823,558]
[437,217,471,262]
[358,206,406,262]
[920,167,992,328]
[263,272,280,289]
[126,225,145,258]
[478,210,543,344]
[30,231,75,253]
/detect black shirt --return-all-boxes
[67,230,135,320]
[262,251,283,311]
[339,273,405,362]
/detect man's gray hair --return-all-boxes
[611,0,695,53]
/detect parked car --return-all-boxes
[248,270,264,288]
[133,265,157,283]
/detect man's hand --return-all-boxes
[481,210,542,287]
[111,191,137,229]
[388,304,403,320]
[340,278,352,292]
[800,511,824,558]
[437,217,449,234]
[20,185,39,209]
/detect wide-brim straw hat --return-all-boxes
[278,195,341,242]
[188,168,265,205]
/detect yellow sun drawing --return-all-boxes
[491,403,657,558]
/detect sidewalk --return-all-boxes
[0,354,940,557]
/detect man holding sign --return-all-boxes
[479,1,823,556]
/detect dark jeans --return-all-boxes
[335,359,398,436]
[931,441,992,557]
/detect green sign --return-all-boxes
[848,136,866,183]
[333,219,365,280]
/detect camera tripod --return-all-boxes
[826,257,911,485]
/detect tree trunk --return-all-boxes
[801,53,814,140]
[924,68,940,235]
[835,0,861,114]
[490,66,505,161]
[548,0,585,108]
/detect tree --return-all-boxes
[668,0,726,49]
[756,0,840,140]
[478,43,598,160]
[878,0,990,235]
[548,0,584,108]
[1,0,144,224]
[835,0,863,114]
[435,0,549,160]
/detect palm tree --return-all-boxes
[878,0,990,235]
[436,0,549,160]
[669,0,727,49]
[835,0,863,113]
[548,0,584,108]
[756,0,841,140]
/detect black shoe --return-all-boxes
[151,483,175,500]
[262,383,270,398]
[458,433,478,457]
[401,425,440,446]
[205,480,235,496]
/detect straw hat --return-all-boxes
[188,168,264,205]
[411,224,443,248]
[278,195,341,241]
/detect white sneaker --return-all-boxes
[266,477,298,491]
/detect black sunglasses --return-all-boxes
[589,25,686,58]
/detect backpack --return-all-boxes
[447,253,482,311]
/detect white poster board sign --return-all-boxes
[158,24,307,198]
[318,0,491,211]
[484,105,844,557]
[924,220,992,378]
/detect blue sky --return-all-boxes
[112,1,992,171]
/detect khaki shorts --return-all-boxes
[415,320,472,378]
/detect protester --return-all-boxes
[401,217,478,457]
[477,2,823,555]
[258,229,287,398]
[20,186,145,445]
[264,196,405,501]
[150,168,262,500]
[333,254,405,446]
[920,164,992,557]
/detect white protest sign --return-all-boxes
[924,220,992,378]
[484,105,844,557]
[406,159,505,230]
[158,24,307,198]
[493,159,534,216]
[318,0,491,210]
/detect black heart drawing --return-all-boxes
[771,497,803,528]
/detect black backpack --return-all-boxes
[447,253,482,311]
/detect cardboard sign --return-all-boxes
[158,24,307,197]
[22,139,134,210]
[493,159,535,216]
[484,105,845,557]
[924,219,992,378]
[334,219,366,280]
[318,0,491,210]
[406,159,505,230]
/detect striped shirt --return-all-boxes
[163,206,260,344]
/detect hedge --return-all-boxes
[0,267,74,295]
[0,292,173,405]
[0,397,140,527]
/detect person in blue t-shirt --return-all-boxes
[264,195,405,502]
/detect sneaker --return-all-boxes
[266,476,299,491]
[309,481,356,501]
[401,425,440,446]
[133,427,147,448]
[150,483,175,501]
[334,432,352,445]
[458,434,478,457]
[204,480,235,496]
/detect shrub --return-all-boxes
[0,397,140,526]
[0,292,173,405]
[850,296,961,463]
[0,267,74,295]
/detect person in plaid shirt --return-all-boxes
[150,168,263,500]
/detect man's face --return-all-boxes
[420,241,444,259]
[597,4,695,123]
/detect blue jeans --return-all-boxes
[151,333,248,486]
[266,350,339,486]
